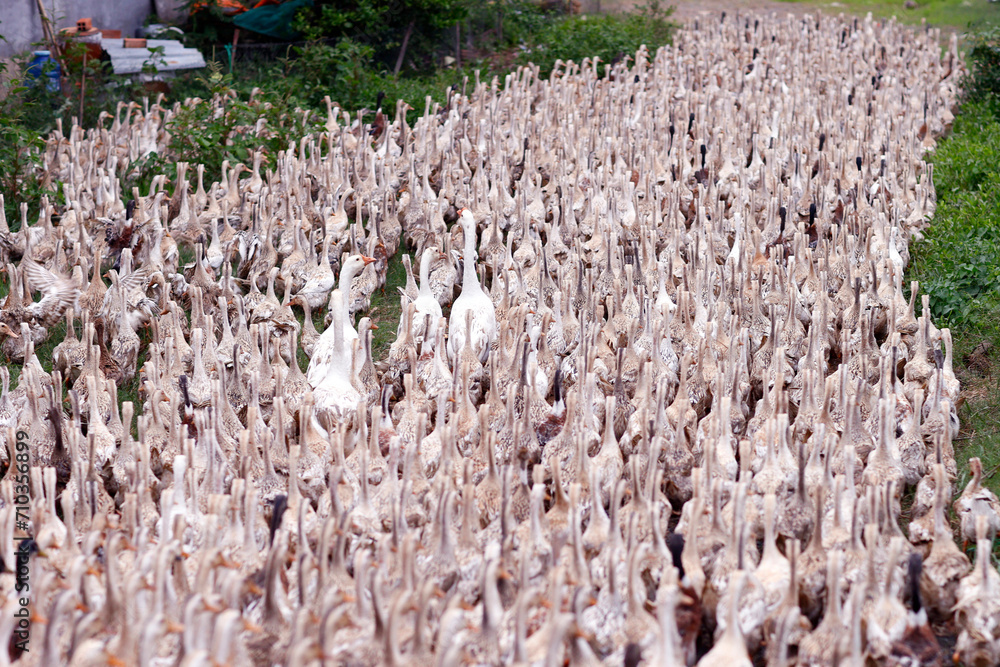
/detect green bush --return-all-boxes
[293,0,469,70]
[519,3,675,75]
[464,0,561,51]
[964,26,1000,112]
[0,38,63,222]
[150,62,325,190]
[277,39,380,111]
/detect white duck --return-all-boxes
[307,255,371,387]
[324,253,376,327]
[448,208,497,363]
[412,247,444,345]
[310,289,361,424]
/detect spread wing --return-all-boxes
[118,266,153,294]
[22,258,80,324]
[21,257,68,294]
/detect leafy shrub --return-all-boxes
[0,36,62,222]
[160,61,324,187]
[464,0,562,51]
[292,0,469,69]
[519,2,675,75]
[278,39,380,110]
[0,104,52,224]
[963,26,1000,113]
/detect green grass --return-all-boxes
[955,377,1000,489]
[779,0,998,29]
[368,250,408,362]
[906,27,1000,564]
[910,103,1000,328]
[908,100,1000,497]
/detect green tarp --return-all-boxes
[232,0,314,41]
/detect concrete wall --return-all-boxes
[0,0,154,58]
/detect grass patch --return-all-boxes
[911,103,1000,328]
[954,374,1000,489]
[778,0,997,29]
[369,250,408,362]
[908,26,1000,501]
[908,97,1000,497]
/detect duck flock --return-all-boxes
[1,10,999,667]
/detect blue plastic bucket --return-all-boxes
[26,50,60,92]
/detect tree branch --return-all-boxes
[393,21,415,78]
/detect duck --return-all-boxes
[290,294,321,359]
[398,252,419,303]
[325,186,354,243]
[109,286,141,383]
[887,553,944,667]
[323,253,376,328]
[447,208,497,363]
[952,515,1000,667]
[0,322,21,359]
[411,246,444,345]
[296,233,336,310]
[697,571,752,667]
[921,465,971,621]
[952,456,1000,546]
[667,533,703,666]
[310,290,361,428]
[754,493,791,614]
[798,549,849,665]
[0,12,970,666]
[308,255,374,387]
[20,256,81,327]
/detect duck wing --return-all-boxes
[96,267,153,326]
[21,258,80,326]
[118,266,154,294]
[21,257,70,293]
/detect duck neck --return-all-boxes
[462,223,479,290]
[339,262,360,293]
[332,293,346,359]
[418,251,433,294]
[482,562,504,635]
